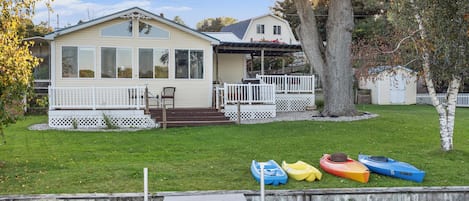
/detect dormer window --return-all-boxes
[138,21,169,39]
[101,20,133,37]
[256,24,265,34]
[273,25,281,35]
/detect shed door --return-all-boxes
[389,74,406,104]
[390,74,406,104]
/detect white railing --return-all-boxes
[256,74,315,94]
[49,86,146,110]
[416,93,469,107]
[223,83,275,105]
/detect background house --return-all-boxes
[221,14,298,44]
[358,66,417,105]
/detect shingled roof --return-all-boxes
[220,19,251,40]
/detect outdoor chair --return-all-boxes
[161,87,176,108]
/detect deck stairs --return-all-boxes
[150,108,235,128]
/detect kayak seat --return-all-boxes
[370,156,388,162]
[330,153,348,162]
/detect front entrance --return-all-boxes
[390,74,406,104]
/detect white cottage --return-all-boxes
[221,14,298,44]
[359,66,417,105]
[40,7,314,128]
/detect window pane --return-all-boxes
[190,50,204,79]
[33,45,50,80]
[101,21,132,37]
[139,22,169,38]
[154,49,169,78]
[139,48,153,78]
[79,48,95,78]
[101,47,116,78]
[175,50,188,79]
[117,48,132,78]
[62,46,78,78]
[257,24,264,34]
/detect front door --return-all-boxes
[390,74,406,104]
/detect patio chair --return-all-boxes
[161,87,176,108]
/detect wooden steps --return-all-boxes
[150,108,235,128]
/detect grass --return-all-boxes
[0,105,468,194]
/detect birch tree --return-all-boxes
[395,0,469,151]
[294,0,356,116]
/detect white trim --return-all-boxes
[44,7,219,45]
[100,20,134,38]
[60,45,97,80]
[207,47,214,107]
[138,20,170,40]
[50,41,56,87]
[99,46,134,79]
[174,48,205,80]
[137,47,170,80]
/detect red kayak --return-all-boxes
[320,153,370,183]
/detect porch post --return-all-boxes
[215,46,219,82]
[261,49,265,75]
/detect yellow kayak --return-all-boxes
[281,160,322,182]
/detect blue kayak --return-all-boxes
[251,160,288,186]
[358,154,425,183]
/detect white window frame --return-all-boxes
[137,21,170,39]
[174,48,205,80]
[100,20,134,38]
[61,46,96,79]
[100,46,133,79]
[273,25,281,35]
[138,47,170,79]
[256,24,265,34]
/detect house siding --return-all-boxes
[243,15,297,44]
[216,54,245,83]
[52,18,214,108]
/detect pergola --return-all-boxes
[213,41,303,82]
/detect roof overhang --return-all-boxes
[215,42,302,56]
[44,7,220,45]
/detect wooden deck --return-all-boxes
[150,108,235,128]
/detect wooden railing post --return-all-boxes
[144,85,149,114]
[284,74,288,94]
[237,100,241,124]
[162,105,167,130]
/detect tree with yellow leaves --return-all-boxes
[0,0,44,143]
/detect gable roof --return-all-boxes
[44,7,220,45]
[221,14,289,40]
[221,19,251,40]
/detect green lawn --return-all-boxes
[0,105,468,194]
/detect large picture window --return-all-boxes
[139,48,169,79]
[138,22,169,39]
[62,46,95,78]
[175,49,203,79]
[101,47,133,78]
[101,20,133,37]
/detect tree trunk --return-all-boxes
[322,0,356,116]
[295,0,356,117]
[412,0,460,151]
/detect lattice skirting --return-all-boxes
[276,94,315,112]
[49,110,157,129]
[224,104,276,120]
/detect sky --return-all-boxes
[33,0,278,29]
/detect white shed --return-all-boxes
[358,66,417,105]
